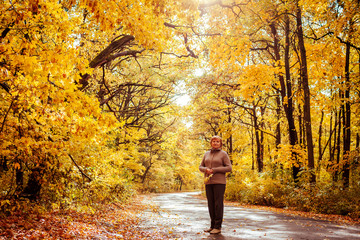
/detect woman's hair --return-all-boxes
[210,135,222,146]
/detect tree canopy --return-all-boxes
[1,0,359,218]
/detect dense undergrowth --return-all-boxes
[0,175,137,218]
[2,164,359,223]
[225,169,360,220]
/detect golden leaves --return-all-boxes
[204,174,213,183]
[273,144,308,169]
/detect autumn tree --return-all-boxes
[188,0,360,187]
[0,0,200,208]
[300,0,360,187]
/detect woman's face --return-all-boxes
[211,139,221,149]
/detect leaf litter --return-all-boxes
[0,196,176,240]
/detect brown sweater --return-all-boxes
[199,149,232,185]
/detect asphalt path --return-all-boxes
[139,191,360,240]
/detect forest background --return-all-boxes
[1,0,359,220]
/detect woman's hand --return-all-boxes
[206,168,214,175]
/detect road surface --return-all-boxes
[139,191,360,240]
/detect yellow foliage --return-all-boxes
[273,144,308,169]
[0,0,202,207]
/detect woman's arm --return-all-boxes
[212,152,232,174]
[199,155,208,173]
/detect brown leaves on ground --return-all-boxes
[0,197,172,240]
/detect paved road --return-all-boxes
[139,191,360,240]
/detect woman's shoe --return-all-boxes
[204,228,213,232]
[210,228,221,234]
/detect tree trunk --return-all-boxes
[253,106,263,172]
[318,110,324,174]
[298,103,304,145]
[335,108,342,181]
[296,2,316,184]
[271,18,299,180]
[0,156,8,172]
[16,167,23,192]
[21,167,43,200]
[250,125,255,171]
[275,94,281,147]
[141,165,151,184]
[358,52,360,150]
[342,42,351,187]
[260,106,265,172]
[227,108,233,161]
[142,154,153,184]
[329,111,334,167]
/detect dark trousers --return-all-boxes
[205,184,226,229]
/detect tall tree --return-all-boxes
[295,0,316,184]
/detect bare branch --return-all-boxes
[79,35,135,90]
[68,154,92,182]
[0,98,14,134]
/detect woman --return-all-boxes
[199,135,232,234]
